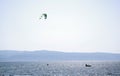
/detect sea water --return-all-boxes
[0,61,120,76]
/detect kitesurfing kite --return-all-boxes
[39,13,47,19]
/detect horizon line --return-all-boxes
[0,49,120,54]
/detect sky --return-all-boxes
[0,0,120,53]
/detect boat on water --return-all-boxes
[85,64,91,67]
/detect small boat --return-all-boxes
[85,64,91,67]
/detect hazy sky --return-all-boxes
[0,0,120,53]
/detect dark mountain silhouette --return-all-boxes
[0,50,120,61]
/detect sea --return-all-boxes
[0,61,120,76]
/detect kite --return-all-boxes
[39,13,47,19]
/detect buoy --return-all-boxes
[47,64,49,66]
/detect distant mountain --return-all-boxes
[0,50,120,61]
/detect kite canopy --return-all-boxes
[39,13,47,19]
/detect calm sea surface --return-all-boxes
[0,61,120,76]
